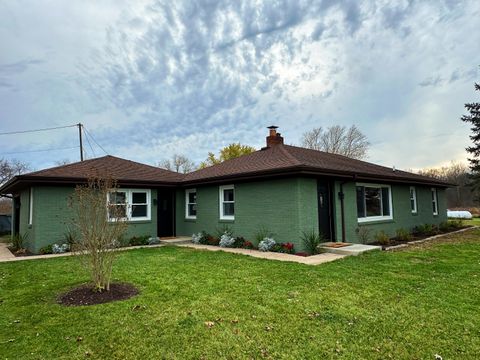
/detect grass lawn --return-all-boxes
[464,217,480,226]
[1,230,480,359]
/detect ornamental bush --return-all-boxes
[52,243,70,254]
[219,232,235,247]
[258,237,276,252]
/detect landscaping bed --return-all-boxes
[58,282,139,306]
[368,220,470,249]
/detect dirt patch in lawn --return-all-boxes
[58,282,139,306]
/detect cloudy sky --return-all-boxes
[0,0,479,171]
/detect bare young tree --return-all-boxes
[301,125,370,159]
[158,154,195,173]
[69,176,128,292]
[0,158,30,185]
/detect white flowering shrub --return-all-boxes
[148,237,161,245]
[191,232,203,244]
[219,232,235,247]
[258,237,276,252]
[52,243,70,254]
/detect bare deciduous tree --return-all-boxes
[158,154,195,173]
[55,159,72,166]
[69,176,128,292]
[301,125,370,159]
[416,161,474,208]
[0,158,30,186]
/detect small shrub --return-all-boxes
[148,237,161,245]
[39,244,53,255]
[207,235,220,246]
[356,227,371,244]
[258,237,276,252]
[11,232,28,251]
[301,230,323,255]
[254,226,273,246]
[63,229,77,245]
[414,224,439,236]
[374,231,390,245]
[439,221,451,233]
[219,232,235,247]
[233,236,246,248]
[395,228,413,242]
[242,241,255,249]
[52,243,70,254]
[192,231,210,245]
[448,219,464,230]
[215,225,233,239]
[129,235,150,246]
[272,242,295,254]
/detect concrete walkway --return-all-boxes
[174,243,346,265]
[0,243,15,261]
[0,242,166,263]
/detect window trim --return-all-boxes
[28,187,33,225]
[219,184,235,220]
[410,186,417,214]
[185,188,197,220]
[107,189,151,222]
[356,183,393,223]
[431,188,438,216]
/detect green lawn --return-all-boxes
[464,217,480,226]
[1,230,480,359]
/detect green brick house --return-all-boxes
[0,127,450,254]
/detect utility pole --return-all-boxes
[78,123,84,161]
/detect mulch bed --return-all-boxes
[370,226,472,249]
[7,247,34,257]
[58,282,139,306]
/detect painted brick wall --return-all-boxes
[333,181,448,243]
[176,177,319,251]
[27,186,158,253]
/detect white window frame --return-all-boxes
[356,183,393,223]
[107,189,151,222]
[219,184,235,220]
[185,188,197,220]
[410,186,417,214]
[28,187,33,225]
[431,188,438,216]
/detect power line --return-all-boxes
[0,124,77,136]
[83,126,108,155]
[83,127,96,158]
[0,146,79,156]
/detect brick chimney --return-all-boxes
[266,125,284,147]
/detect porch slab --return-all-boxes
[320,243,382,256]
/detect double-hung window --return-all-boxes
[108,189,150,221]
[356,184,392,222]
[410,186,417,214]
[431,188,438,215]
[219,185,235,220]
[185,189,197,219]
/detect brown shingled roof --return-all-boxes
[0,155,183,193]
[182,144,451,187]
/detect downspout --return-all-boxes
[339,181,347,243]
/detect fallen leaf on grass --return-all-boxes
[204,321,215,328]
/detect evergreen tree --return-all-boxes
[461,82,480,200]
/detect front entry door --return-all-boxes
[317,181,334,241]
[157,190,175,237]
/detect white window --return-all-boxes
[108,189,151,221]
[28,187,33,225]
[410,186,417,214]
[185,189,197,219]
[431,188,438,215]
[219,185,235,220]
[356,183,393,223]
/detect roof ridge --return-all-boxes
[278,145,303,166]
[25,155,111,176]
